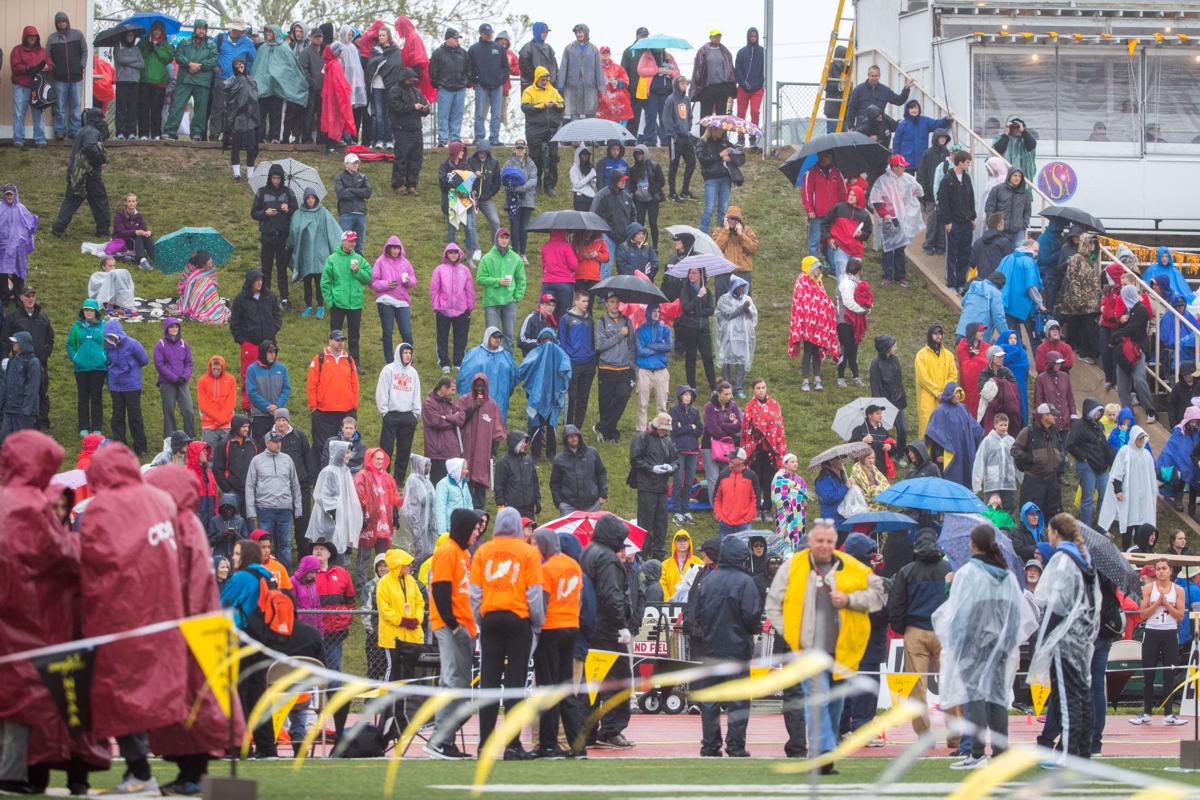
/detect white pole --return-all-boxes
[763,0,774,154]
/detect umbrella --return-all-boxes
[541,511,647,550]
[875,477,988,514]
[665,224,722,256]
[248,158,327,201]
[1079,522,1140,597]
[1039,206,1106,235]
[729,529,794,558]
[664,253,738,278]
[154,227,234,275]
[94,23,145,48]
[120,11,182,37]
[779,131,891,186]
[527,210,610,233]
[630,35,693,51]
[808,441,872,470]
[831,397,900,442]
[938,513,1026,589]
[589,274,667,305]
[837,510,917,533]
[551,118,636,144]
[699,114,762,138]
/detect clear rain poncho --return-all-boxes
[305,440,363,554]
[932,556,1037,708]
[868,169,924,252]
[402,453,437,562]
[88,267,136,309]
[1028,546,1101,687]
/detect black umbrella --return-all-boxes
[94,23,146,48]
[779,131,891,185]
[589,275,667,305]
[527,210,610,233]
[1039,206,1106,235]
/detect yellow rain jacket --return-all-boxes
[913,326,958,437]
[521,66,564,107]
[780,549,872,677]
[418,532,450,586]
[376,548,426,647]
[659,529,703,600]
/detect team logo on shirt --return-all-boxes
[556,575,579,601]
[147,520,177,550]
[484,558,520,585]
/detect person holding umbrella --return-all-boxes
[678,266,718,393]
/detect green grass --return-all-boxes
[1,141,945,550]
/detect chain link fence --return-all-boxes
[772,82,823,152]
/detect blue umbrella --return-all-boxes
[875,477,988,514]
[630,35,693,51]
[121,12,182,37]
[937,513,1026,590]
[837,511,918,533]
[155,227,234,275]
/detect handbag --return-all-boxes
[32,69,57,110]
[634,186,654,203]
[838,485,869,518]
[1118,336,1142,369]
[710,437,735,463]
[725,149,746,187]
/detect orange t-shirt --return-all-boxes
[541,553,582,630]
[469,536,544,619]
[264,557,293,590]
[429,539,476,637]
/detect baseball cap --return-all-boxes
[865,404,885,416]
[344,152,359,164]
[539,292,556,304]
[709,28,722,36]
[330,329,347,341]
[987,345,1005,360]
[1045,318,1061,331]
[19,286,35,296]
[1035,403,1059,416]
[479,23,493,35]
[514,138,527,147]
[445,28,460,39]
[497,227,512,237]
[250,529,271,541]
[599,45,611,55]
[341,230,357,241]
[1024,558,1042,572]
[636,26,650,37]
[734,447,747,460]
[889,154,909,167]
[520,516,535,529]
[266,431,286,442]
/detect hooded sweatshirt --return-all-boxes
[229,269,283,346]
[373,339,422,415]
[245,341,291,418]
[67,299,108,373]
[659,75,693,138]
[102,320,148,392]
[153,317,193,386]
[198,355,237,431]
[569,145,597,199]
[734,28,765,92]
[428,243,475,317]
[493,431,540,511]
[869,334,907,409]
[891,100,950,171]
[370,235,417,306]
[887,529,951,632]
[46,12,86,82]
[469,506,545,627]
[11,27,48,88]
[250,163,299,239]
[540,229,578,285]
[984,167,1031,234]
[458,326,518,419]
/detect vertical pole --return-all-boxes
[763,0,774,155]
[228,624,237,778]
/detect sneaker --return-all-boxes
[595,733,634,748]
[80,429,89,437]
[160,781,202,796]
[881,278,893,285]
[0,781,36,795]
[836,378,847,388]
[679,192,696,201]
[315,307,325,320]
[592,424,608,443]
[441,365,451,375]
[668,193,680,202]
[866,737,886,748]
[950,755,988,770]
[535,746,570,759]
[813,378,824,391]
[100,776,160,794]
[1128,714,1151,725]
[801,380,810,392]
[899,279,911,288]
[280,298,290,310]
[423,741,471,760]
[726,748,750,758]
[1165,715,1189,726]
[699,748,723,757]
[1080,356,1097,365]
[139,257,152,271]
[301,306,314,318]
[819,764,839,776]
[1147,414,1157,425]
[684,513,694,523]
[522,255,529,265]
[673,513,687,525]
[502,745,535,761]
[473,250,483,262]
[567,748,588,759]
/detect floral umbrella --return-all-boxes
[699,114,762,138]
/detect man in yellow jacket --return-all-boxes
[660,529,703,600]
[765,521,883,769]
[376,547,425,740]
[913,323,957,437]
[520,66,564,196]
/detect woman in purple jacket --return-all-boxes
[701,379,742,509]
[112,192,155,270]
[370,234,418,360]
[153,316,195,440]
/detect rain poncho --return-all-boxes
[1143,246,1194,305]
[338,25,367,107]
[458,325,518,420]
[0,184,37,280]
[88,265,135,309]
[457,373,506,489]
[932,555,1036,708]
[321,44,357,141]
[354,447,400,548]
[288,189,341,281]
[771,466,809,544]
[395,15,436,103]
[914,325,958,437]
[1156,418,1200,487]
[251,24,308,104]
[716,275,757,369]
[787,258,840,361]
[868,169,924,251]
[1097,426,1158,531]
[850,460,891,511]
[1160,294,1198,353]
[924,382,984,487]
[517,328,572,427]
[305,439,363,553]
[996,246,1043,322]
[402,453,437,562]
[177,260,230,325]
[999,329,1031,424]
[1028,544,1101,687]
[974,156,1008,239]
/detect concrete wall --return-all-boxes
[1,0,91,138]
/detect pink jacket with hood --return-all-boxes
[428,242,475,317]
[370,234,418,304]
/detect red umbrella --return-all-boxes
[541,511,647,550]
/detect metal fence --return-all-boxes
[772,82,822,153]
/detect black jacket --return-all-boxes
[1168,378,1200,428]
[467,39,508,89]
[677,278,714,331]
[438,155,470,215]
[904,441,941,479]
[628,147,666,203]
[590,178,636,242]
[214,418,259,493]
[629,429,679,494]
[333,168,372,216]
[429,42,469,91]
[493,431,541,511]
[250,164,298,239]
[520,96,562,143]
[388,70,430,133]
[695,537,762,660]
[936,168,975,225]
[850,420,891,466]
[868,335,907,409]
[1113,301,1151,353]
[916,130,950,199]
[843,78,910,131]
[1066,399,1115,474]
[969,228,1014,281]
[229,270,283,346]
[1,341,41,417]
[1,304,54,363]
[550,425,608,508]
[858,105,896,148]
[886,530,950,633]
[68,108,108,176]
[518,38,558,90]
[467,151,501,201]
[579,514,633,643]
[278,425,315,486]
[696,136,736,181]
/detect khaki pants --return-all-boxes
[903,627,945,740]
[636,368,670,430]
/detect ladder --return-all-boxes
[805,0,855,142]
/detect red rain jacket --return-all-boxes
[321,47,358,141]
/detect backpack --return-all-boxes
[32,67,57,110]
[251,576,296,647]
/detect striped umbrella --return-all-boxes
[540,511,647,550]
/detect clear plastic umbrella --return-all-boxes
[831,397,899,441]
[248,158,327,201]
[551,118,636,144]
[665,224,722,256]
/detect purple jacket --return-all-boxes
[153,317,194,386]
[112,208,148,247]
[370,235,417,305]
[103,319,149,392]
[428,243,475,318]
[702,397,742,448]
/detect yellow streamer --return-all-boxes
[186,643,262,728]
[179,613,237,718]
[472,690,568,796]
[690,652,830,703]
[271,695,299,739]
[885,673,920,707]
[775,700,923,773]
[1128,786,1192,800]
[384,693,458,797]
[291,681,372,769]
[945,747,1041,800]
[583,650,619,704]
[1029,683,1051,716]
[240,666,312,757]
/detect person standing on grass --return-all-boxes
[153,317,195,440]
[594,293,636,444]
[67,299,108,436]
[559,289,596,429]
[550,425,608,514]
[245,341,290,442]
[695,127,739,235]
[493,431,540,517]
[197,355,236,449]
[802,152,847,261]
[244,430,302,568]
[715,276,757,398]
[713,448,759,538]
[678,267,718,393]
[306,330,358,448]
[456,373,506,509]
[821,180,870,279]
[102,319,148,456]
[661,76,696,201]
[421,377,466,487]
[223,57,260,183]
[429,243,475,373]
[388,68,431,196]
[634,305,672,431]
[540,231,578,318]
[467,142,502,248]
[229,268,283,413]
[476,230,527,356]
[250,164,298,304]
[354,448,402,585]
[913,323,957,438]
[321,231,373,364]
[835,259,869,388]
[0,331,41,442]
[870,154,923,286]
[787,257,840,393]
[371,235,417,359]
[289,189,339,319]
[629,412,678,560]
[670,385,703,525]
[375,342,421,482]
[742,379,787,522]
[2,287,53,431]
[517,328,572,463]
[334,153,372,254]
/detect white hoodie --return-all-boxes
[375,343,423,415]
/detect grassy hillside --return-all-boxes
[1,141,946,545]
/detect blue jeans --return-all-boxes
[828,243,850,279]
[256,506,294,568]
[541,282,574,320]
[377,303,413,360]
[11,84,46,145]
[339,212,366,254]
[436,88,465,145]
[700,177,731,234]
[371,88,393,143]
[641,93,665,145]
[447,210,478,255]
[473,85,503,143]
[1075,460,1107,527]
[672,453,699,513]
[600,234,616,279]
[806,217,824,259]
[801,670,846,755]
[53,79,83,138]
[718,521,750,538]
[484,303,518,355]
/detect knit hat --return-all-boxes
[273,407,291,420]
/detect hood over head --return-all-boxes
[558,531,583,561]
[931,128,950,146]
[506,430,528,454]
[1020,502,1044,540]
[294,555,321,580]
[326,439,352,467]
[385,548,414,574]
[717,535,751,572]
[913,528,943,561]
[21,26,41,47]
[1004,166,1026,191]
[380,234,405,259]
[673,75,688,95]
[535,528,561,559]
[1134,523,1158,552]
[0,430,64,489]
[699,535,722,562]
[493,505,522,538]
[449,507,484,548]
[592,513,628,552]
[445,456,466,483]
[482,325,503,349]
[85,442,144,491]
[218,492,240,513]
[561,423,583,448]
[904,99,921,115]
[146,464,198,513]
[641,559,663,581]
[905,441,930,467]
[364,446,390,473]
[409,453,430,477]
[875,334,896,357]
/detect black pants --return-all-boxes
[260,235,290,300]
[628,98,644,139]
[699,667,750,752]
[567,359,596,429]
[53,174,110,236]
[1018,472,1062,518]
[311,409,352,450]
[380,642,420,738]
[1142,627,1179,716]
[1046,649,1093,759]
[590,638,631,737]
[115,81,139,137]
[635,200,660,250]
[303,275,324,308]
[470,481,487,510]
[131,233,155,264]
[945,221,973,289]
[668,135,696,196]
[329,306,363,362]
[478,610,533,749]
[76,370,106,432]
[392,130,424,189]
[922,202,945,251]
[111,389,147,455]
[749,451,776,512]
[508,206,533,255]
[965,700,1008,758]
[637,490,669,560]
[676,325,716,392]
[435,312,471,368]
[284,101,307,143]
[534,627,583,750]
[380,410,418,482]
[836,322,859,378]
[138,83,165,139]
[1063,313,1100,360]
[698,83,734,117]
[238,652,277,757]
[530,134,559,192]
[596,367,634,441]
[261,96,284,141]
[778,639,808,756]
[231,130,258,167]
[304,94,322,145]
[430,458,448,487]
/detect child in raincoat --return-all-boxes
[354,447,401,584]
[376,547,424,736]
[787,256,839,392]
[660,529,703,599]
[306,439,363,554]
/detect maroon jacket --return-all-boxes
[421,387,467,461]
[10,27,48,88]
[456,372,506,488]
[112,208,148,248]
[146,466,245,757]
[81,443,189,738]
[1033,360,1075,433]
